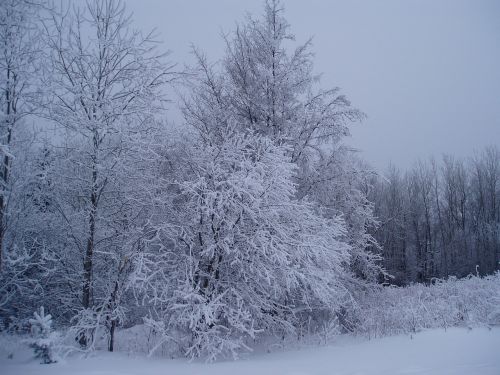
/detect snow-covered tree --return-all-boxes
[0,0,55,328]
[184,0,383,288]
[137,121,351,360]
[0,0,43,270]
[303,151,383,283]
[28,306,58,364]
[41,0,175,348]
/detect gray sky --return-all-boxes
[126,0,500,171]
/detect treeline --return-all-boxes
[372,148,500,285]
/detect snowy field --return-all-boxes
[1,327,499,375]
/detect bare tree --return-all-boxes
[373,146,500,284]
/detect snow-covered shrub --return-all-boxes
[349,272,500,338]
[27,307,58,364]
[316,315,342,345]
[69,306,107,351]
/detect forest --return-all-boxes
[0,0,498,367]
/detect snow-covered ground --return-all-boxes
[1,327,499,375]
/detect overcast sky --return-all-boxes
[126,0,500,171]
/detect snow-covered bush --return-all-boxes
[27,307,58,364]
[349,272,500,338]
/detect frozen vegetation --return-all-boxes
[0,0,498,372]
[351,273,500,337]
[1,273,499,374]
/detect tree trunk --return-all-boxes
[0,199,4,272]
[107,280,120,352]
[80,152,98,347]
[108,319,116,352]
[82,163,97,309]
[0,66,12,271]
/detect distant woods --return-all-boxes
[372,146,500,285]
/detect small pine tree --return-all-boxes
[28,307,58,364]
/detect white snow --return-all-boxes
[1,327,499,375]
